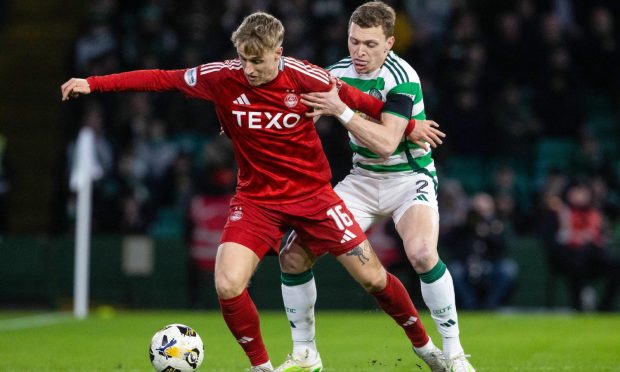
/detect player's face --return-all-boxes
[347,23,394,74]
[237,46,282,86]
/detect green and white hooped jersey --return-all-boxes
[328,51,435,180]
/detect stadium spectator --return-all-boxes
[491,82,542,162]
[118,193,151,234]
[488,12,533,85]
[61,11,444,372]
[546,183,620,311]
[488,165,532,233]
[403,0,453,42]
[533,14,583,137]
[447,192,518,310]
[438,179,469,244]
[66,102,118,232]
[120,1,179,68]
[72,22,119,75]
[278,2,473,372]
[579,6,619,101]
[186,162,235,309]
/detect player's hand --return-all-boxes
[61,78,91,101]
[407,119,445,151]
[300,79,346,119]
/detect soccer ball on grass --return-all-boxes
[149,324,204,371]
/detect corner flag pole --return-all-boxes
[69,127,102,319]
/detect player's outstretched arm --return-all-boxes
[61,78,91,101]
[61,69,196,101]
[301,81,407,158]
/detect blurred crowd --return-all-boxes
[59,0,620,310]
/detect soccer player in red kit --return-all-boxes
[61,12,432,372]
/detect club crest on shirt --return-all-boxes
[284,93,299,108]
[230,207,243,221]
[368,88,383,100]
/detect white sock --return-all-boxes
[420,261,464,357]
[281,270,318,361]
[253,361,273,369]
[413,338,438,354]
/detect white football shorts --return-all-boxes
[334,172,439,231]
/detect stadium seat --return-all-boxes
[149,208,184,238]
[441,156,486,193]
[534,138,578,181]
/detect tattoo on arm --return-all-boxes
[346,246,370,265]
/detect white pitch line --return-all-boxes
[0,312,75,332]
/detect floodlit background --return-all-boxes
[1,0,620,314]
[1,1,620,371]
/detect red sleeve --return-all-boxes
[338,82,384,120]
[87,70,185,92]
[86,67,216,101]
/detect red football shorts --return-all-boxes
[220,187,366,259]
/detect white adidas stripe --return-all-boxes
[285,57,330,80]
[200,61,243,75]
[285,57,330,83]
[284,58,329,85]
[344,229,357,239]
[234,94,250,105]
[402,316,418,327]
[237,336,254,344]
[200,62,224,69]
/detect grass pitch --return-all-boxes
[1,309,619,371]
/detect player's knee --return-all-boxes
[279,250,311,274]
[214,272,246,299]
[405,240,438,273]
[279,241,314,274]
[359,268,388,293]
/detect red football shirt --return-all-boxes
[87,57,383,204]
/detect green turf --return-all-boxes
[1,310,619,371]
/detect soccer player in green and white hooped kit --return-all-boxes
[277,2,475,372]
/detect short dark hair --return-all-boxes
[349,1,396,38]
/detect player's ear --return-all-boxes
[274,46,283,59]
[385,36,395,52]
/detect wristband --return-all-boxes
[404,119,416,136]
[337,106,355,124]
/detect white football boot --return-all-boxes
[414,345,450,372]
[448,352,475,372]
[274,349,322,372]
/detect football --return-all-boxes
[149,324,204,371]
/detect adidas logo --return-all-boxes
[440,319,457,328]
[340,229,357,243]
[402,316,418,327]
[237,336,254,344]
[414,194,428,202]
[233,93,251,105]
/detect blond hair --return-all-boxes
[231,12,285,55]
[349,1,395,38]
